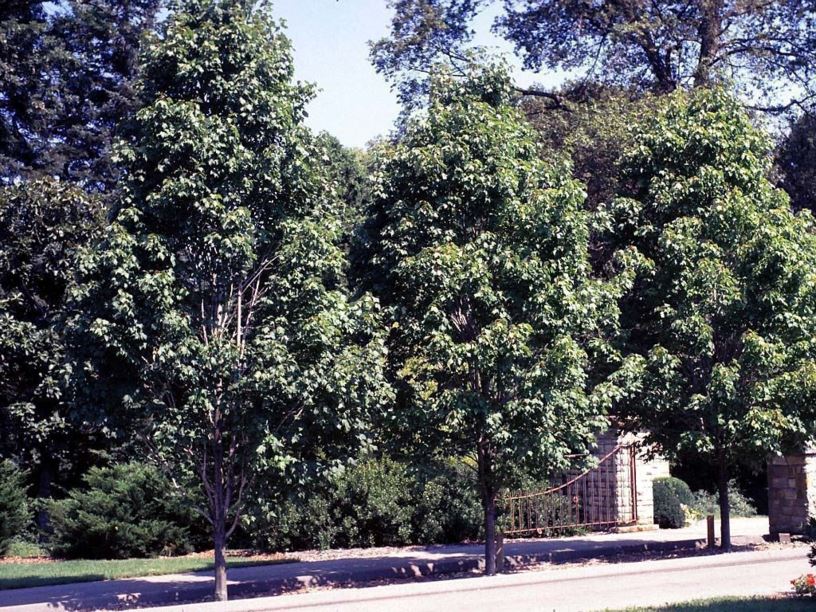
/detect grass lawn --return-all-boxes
[0,555,296,590]
[614,596,815,611]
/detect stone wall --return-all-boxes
[768,450,816,535]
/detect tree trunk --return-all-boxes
[478,442,499,576]
[212,418,229,602]
[484,493,497,576]
[213,521,228,601]
[694,0,723,86]
[717,454,731,551]
[35,460,53,533]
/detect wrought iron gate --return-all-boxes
[503,445,638,536]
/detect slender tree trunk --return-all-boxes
[478,444,499,576]
[212,414,229,602]
[35,459,53,532]
[484,492,497,576]
[717,454,731,551]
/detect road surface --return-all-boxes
[0,518,770,611]
[141,547,810,612]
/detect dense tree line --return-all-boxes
[2,0,816,601]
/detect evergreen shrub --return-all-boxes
[48,463,206,559]
[0,460,30,556]
[653,477,692,529]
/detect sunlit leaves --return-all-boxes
[371,67,619,490]
[604,89,816,467]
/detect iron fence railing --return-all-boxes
[503,445,638,537]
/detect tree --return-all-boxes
[0,178,105,525]
[69,0,390,600]
[0,0,162,190]
[368,66,622,574]
[777,111,816,213]
[601,89,816,550]
[372,0,816,113]
[520,83,657,212]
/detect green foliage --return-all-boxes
[0,178,105,507]
[48,463,205,559]
[653,477,690,529]
[691,482,757,518]
[657,476,695,507]
[2,538,45,559]
[367,65,625,573]
[251,457,481,551]
[0,461,31,556]
[522,85,657,211]
[602,88,816,496]
[370,65,620,489]
[410,462,483,544]
[0,0,162,187]
[778,113,816,213]
[331,457,416,548]
[67,3,390,591]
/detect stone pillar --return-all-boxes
[594,429,670,529]
[633,448,670,527]
[768,450,816,536]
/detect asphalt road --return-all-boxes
[1,518,770,612]
[141,547,811,612]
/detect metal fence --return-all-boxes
[503,445,638,537]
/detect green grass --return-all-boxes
[613,596,816,611]
[0,555,296,590]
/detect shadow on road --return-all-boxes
[0,529,771,610]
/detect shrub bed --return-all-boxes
[251,457,483,551]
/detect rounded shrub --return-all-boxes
[48,463,206,559]
[251,456,482,552]
[690,481,757,518]
[0,460,31,556]
[653,476,692,529]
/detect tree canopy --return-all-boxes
[368,66,624,573]
[601,89,816,548]
[0,0,162,190]
[69,0,390,599]
[778,112,816,213]
[372,0,816,113]
[0,178,105,522]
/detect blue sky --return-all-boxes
[273,0,567,148]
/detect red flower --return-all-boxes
[806,575,815,586]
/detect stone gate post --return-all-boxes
[768,449,816,536]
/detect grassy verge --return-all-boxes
[614,596,813,611]
[0,555,296,590]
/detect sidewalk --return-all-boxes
[0,517,770,612]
